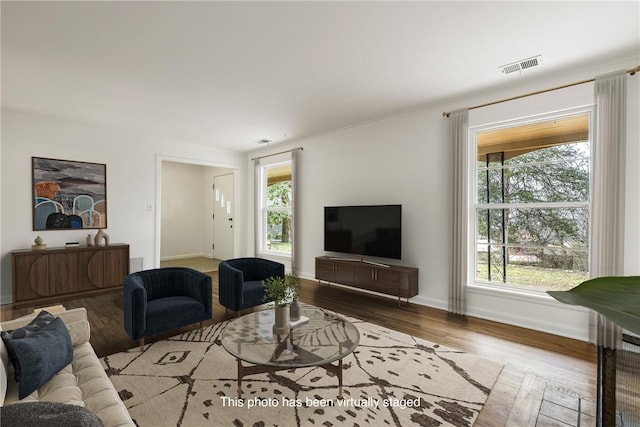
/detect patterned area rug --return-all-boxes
[101,310,503,427]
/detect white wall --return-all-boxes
[0,108,246,304]
[247,56,640,341]
[160,161,208,260]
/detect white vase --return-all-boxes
[273,305,291,336]
[94,229,109,246]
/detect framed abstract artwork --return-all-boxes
[32,157,107,230]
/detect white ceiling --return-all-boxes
[2,1,639,152]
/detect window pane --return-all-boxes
[504,160,589,203]
[477,169,505,203]
[266,181,292,208]
[476,245,588,291]
[477,209,505,244]
[504,142,589,166]
[489,247,506,281]
[505,246,588,291]
[265,210,292,253]
[477,210,488,242]
[506,207,589,248]
[489,209,504,243]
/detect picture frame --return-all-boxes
[32,157,107,231]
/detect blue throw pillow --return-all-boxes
[0,312,73,399]
[1,310,56,380]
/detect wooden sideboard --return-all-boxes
[11,244,130,308]
[315,256,418,306]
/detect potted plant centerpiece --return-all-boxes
[263,274,298,335]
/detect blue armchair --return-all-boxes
[218,258,285,316]
[124,267,212,350]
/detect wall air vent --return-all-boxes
[500,55,543,75]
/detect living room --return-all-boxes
[1,1,639,426]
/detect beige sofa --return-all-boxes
[1,308,134,426]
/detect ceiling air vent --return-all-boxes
[500,55,543,75]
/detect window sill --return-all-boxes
[468,281,588,311]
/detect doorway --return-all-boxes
[158,159,236,271]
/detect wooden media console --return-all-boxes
[315,256,418,306]
[11,244,130,308]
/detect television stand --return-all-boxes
[315,256,418,307]
[327,256,391,268]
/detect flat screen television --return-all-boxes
[324,205,402,260]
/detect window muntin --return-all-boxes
[473,112,591,292]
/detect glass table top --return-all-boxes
[221,305,360,368]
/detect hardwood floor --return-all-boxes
[159,257,221,272]
[1,274,596,426]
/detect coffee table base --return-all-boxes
[236,358,344,398]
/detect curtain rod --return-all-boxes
[442,65,640,117]
[251,146,303,161]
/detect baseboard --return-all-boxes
[410,294,448,311]
[160,253,213,261]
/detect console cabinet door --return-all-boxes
[354,265,399,295]
[12,254,50,301]
[315,258,354,285]
[49,252,78,296]
[103,246,129,287]
[78,250,105,291]
[371,267,400,295]
[316,258,335,282]
[334,261,354,286]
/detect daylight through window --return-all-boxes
[262,163,293,256]
[474,112,591,292]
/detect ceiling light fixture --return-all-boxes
[500,55,543,75]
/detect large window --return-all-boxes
[260,162,292,256]
[473,111,591,292]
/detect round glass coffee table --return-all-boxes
[221,305,360,398]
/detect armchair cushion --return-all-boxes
[218,258,285,312]
[124,267,212,342]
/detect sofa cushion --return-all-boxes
[1,315,73,399]
[0,401,104,427]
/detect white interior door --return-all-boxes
[213,173,234,260]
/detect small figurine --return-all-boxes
[32,236,47,249]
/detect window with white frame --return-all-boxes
[473,110,591,292]
[259,161,293,256]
